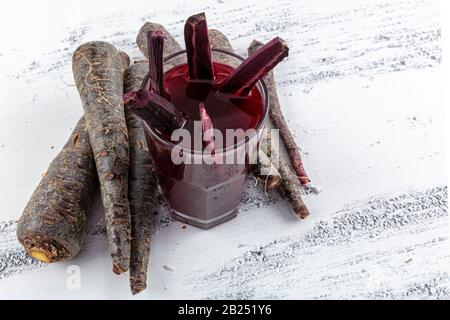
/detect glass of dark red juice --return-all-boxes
[142,49,269,229]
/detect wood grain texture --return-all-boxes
[1,185,447,298]
[189,186,449,299]
[0,0,446,299]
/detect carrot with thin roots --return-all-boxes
[136,22,184,88]
[119,51,131,69]
[248,40,309,186]
[277,149,309,218]
[17,118,97,262]
[17,50,131,264]
[127,26,184,294]
[248,40,309,218]
[255,148,283,191]
[264,125,309,218]
[136,22,182,59]
[124,61,158,295]
[208,29,240,69]
[209,29,282,190]
[208,29,234,53]
[72,41,131,274]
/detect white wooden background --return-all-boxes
[0,0,448,299]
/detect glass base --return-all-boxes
[171,208,238,229]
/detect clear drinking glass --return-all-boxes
[142,49,269,229]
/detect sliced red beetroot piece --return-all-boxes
[184,12,214,81]
[199,102,215,155]
[199,103,216,159]
[124,89,186,134]
[147,31,165,96]
[219,37,289,96]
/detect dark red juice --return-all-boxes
[144,62,266,228]
[163,62,264,148]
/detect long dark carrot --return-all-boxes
[127,26,183,294]
[248,40,309,186]
[16,118,97,262]
[248,40,309,218]
[123,62,158,295]
[209,29,282,190]
[208,29,240,69]
[255,148,283,191]
[136,22,182,59]
[266,126,309,219]
[72,41,131,274]
[208,29,234,52]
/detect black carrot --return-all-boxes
[119,51,131,69]
[127,26,183,294]
[72,41,131,274]
[208,29,239,68]
[136,22,182,59]
[209,29,282,190]
[262,126,309,218]
[255,148,283,191]
[17,118,97,262]
[248,40,309,186]
[248,40,309,218]
[124,62,158,295]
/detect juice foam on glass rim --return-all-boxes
[162,62,264,149]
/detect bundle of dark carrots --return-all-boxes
[16,12,310,295]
